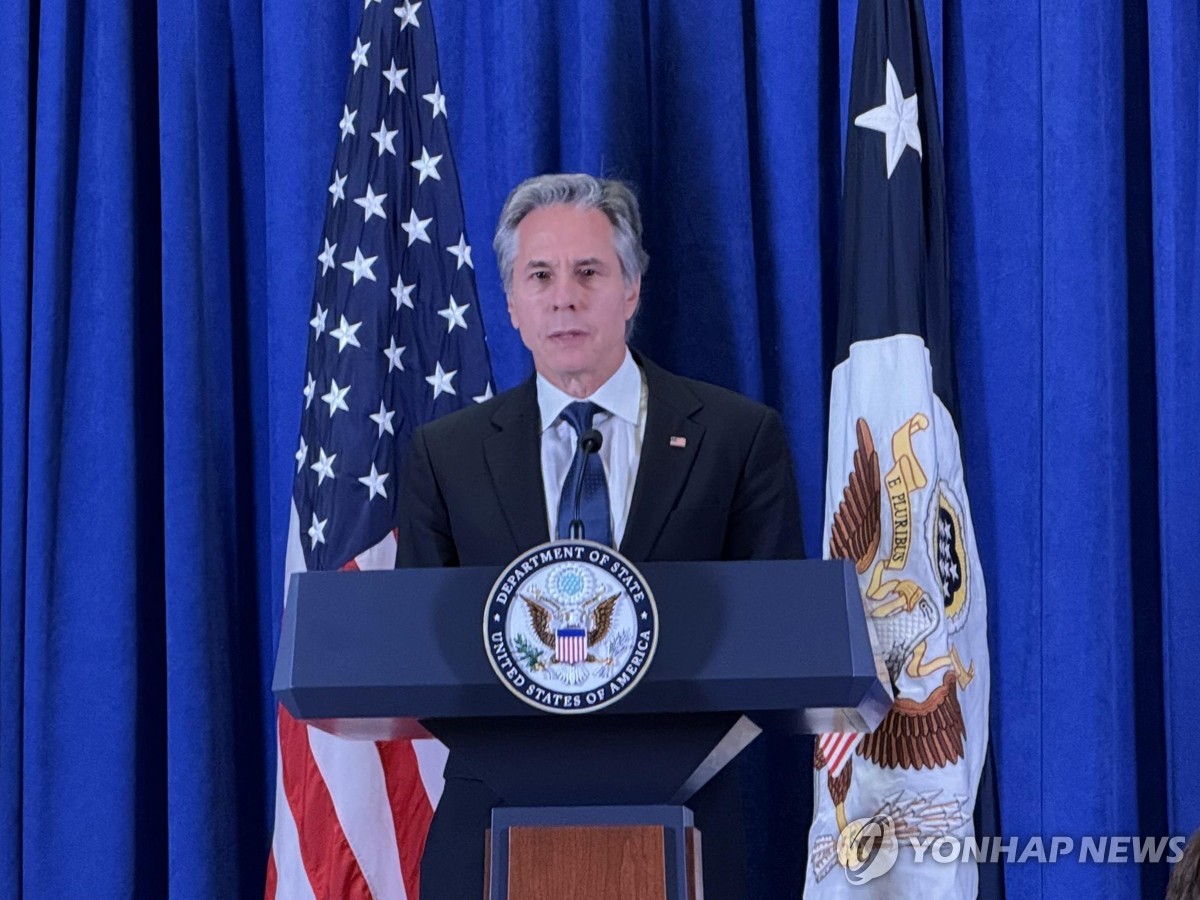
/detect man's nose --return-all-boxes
[549,282,580,311]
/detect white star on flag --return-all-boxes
[383,336,406,371]
[341,248,378,285]
[307,513,328,549]
[321,379,351,417]
[383,59,408,94]
[338,105,357,141]
[351,38,370,73]
[371,119,399,156]
[425,361,457,399]
[328,171,346,206]
[330,314,364,351]
[357,464,390,501]
[311,448,337,485]
[446,233,473,269]
[394,0,421,29]
[317,239,337,276]
[473,384,494,404]
[437,296,470,332]
[423,81,446,120]
[402,208,433,245]
[369,400,396,437]
[392,275,415,310]
[303,372,316,409]
[295,436,308,473]
[411,146,443,184]
[309,303,328,337]
[354,184,388,222]
[854,58,923,179]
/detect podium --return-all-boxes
[274,558,889,899]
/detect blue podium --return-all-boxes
[274,558,889,899]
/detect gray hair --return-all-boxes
[493,173,650,293]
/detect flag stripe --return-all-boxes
[378,740,437,900]
[278,707,373,900]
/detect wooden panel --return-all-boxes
[684,827,703,900]
[507,825,667,900]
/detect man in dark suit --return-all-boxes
[397,173,805,899]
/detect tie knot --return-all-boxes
[559,401,603,435]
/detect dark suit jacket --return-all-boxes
[396,353,804,567]
[399,353,808,899]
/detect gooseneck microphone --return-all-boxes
[568,428,604,541]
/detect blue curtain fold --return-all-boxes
[0,0,1196,896]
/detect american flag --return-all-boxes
[268,1,492,897]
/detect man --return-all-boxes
[397,173,805,898]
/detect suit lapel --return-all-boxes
[484,378,551,553]
[620,356,705,560]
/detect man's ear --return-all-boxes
[624,276,641,320]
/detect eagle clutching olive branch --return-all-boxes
[519,589,621,665]
[817,418,968,834]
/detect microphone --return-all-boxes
[568,428,604,541]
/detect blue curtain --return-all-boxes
[0,0,1195,897]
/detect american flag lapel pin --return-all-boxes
[669,436,687,448]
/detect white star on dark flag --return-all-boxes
[854,58,923,179]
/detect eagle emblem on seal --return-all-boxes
[519,589,620,666]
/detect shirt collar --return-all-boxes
[536,348,642,432]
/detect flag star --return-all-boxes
[383,336,406,372]
[369,399,396,437]
[392,275,415,310]
[311,448,337,485]
[308,512,328,549]
[303,372,316,408]
[329,314,364,351]
[401,208,433,246]
[370,119,399,156]
[410,146,443,184]
[354,184,388,222]
[351,37,370,73]
[321,378,351,417]
[339,105,357,141]
[383,58,408,94]
[328,170,347,206]
[394,0,421,29]
[341,247,378,284]
[295,436,308,473]
[423,81,447,120]
[854,58,923,179]
[473,383,494,404]
[425,361,457,399]
[317,238,337,275]
[437,295,470,332]
[446,233,473,269]
[309,303,328,337]
[358,463,390,501]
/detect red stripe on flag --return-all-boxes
[377,740,436,900]
[264,849,277,899]
[278,706,373,900]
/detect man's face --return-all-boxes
[506,203,640,395]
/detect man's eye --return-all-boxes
[578,268,596,278]
[531,270,550,280]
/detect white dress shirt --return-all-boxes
[537,349,648,547]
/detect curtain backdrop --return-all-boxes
[1,0,1195,897]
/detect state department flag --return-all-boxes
[805,0,993,895]
[267,2,493,897]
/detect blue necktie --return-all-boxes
[555,401,613,545]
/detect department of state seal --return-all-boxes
[483,540,658,714]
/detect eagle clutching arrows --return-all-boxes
[519,589,621,665]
